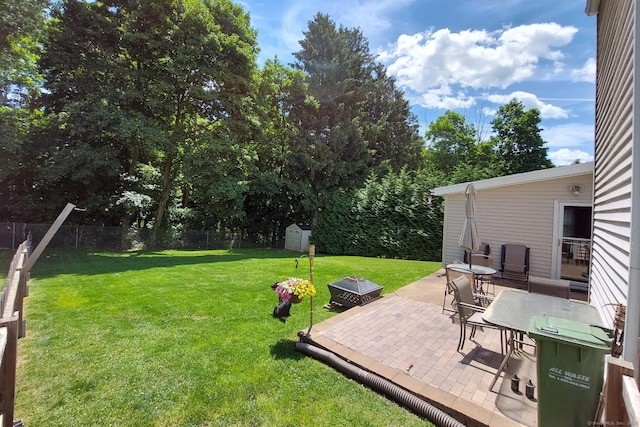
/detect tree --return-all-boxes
[177,0,259,235]
[291,13,423,222]
[422,110,499,185]
[424,111,477,176]
[313,170,442,260]
[242,58,317,244]
[363,64,424,174]
[36,0,259,244]
[0,0,49,107]
[491,99,553,175]
[0,0,50,221]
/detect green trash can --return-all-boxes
[528,316,611,427]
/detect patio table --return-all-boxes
[446,263,496,294]
[446,263,496,276]
[482,289,605,391]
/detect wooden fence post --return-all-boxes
[605,355,634,424]
[16,266,26,340]
[0,316,19,427]
[635,338,640,386]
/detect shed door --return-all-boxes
[552,201,592,284]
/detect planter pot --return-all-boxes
[290,294,303,304]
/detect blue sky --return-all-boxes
[239,0,596,166]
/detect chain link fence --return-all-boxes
[0,222,277,251]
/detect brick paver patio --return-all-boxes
[299,270,571,426]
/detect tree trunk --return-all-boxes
[151,154,175,248]
[121,152,139,249]
[120,216,131,250]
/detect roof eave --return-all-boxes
[432,162,594,196]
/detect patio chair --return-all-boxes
[528,276,570,299]
[500,244,530,280]
[442,266,471,313]
[449,274,504,354]
[463,242,491,264]
[574,242,591,266]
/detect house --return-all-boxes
[433,162,594,289]
[284,223,312,252]
[585,0,640,363]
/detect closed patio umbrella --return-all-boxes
[458,183,480,268]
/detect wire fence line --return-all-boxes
[0,222,276,251]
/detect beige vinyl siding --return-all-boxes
[590,0,635,327]
[441,175,593,278]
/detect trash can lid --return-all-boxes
[528,316,611,349]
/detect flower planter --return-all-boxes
[272,277,315,323]
[274,277,316,302]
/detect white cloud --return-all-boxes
[382,23,578,93]
[412,84,476,110]
[571,57,596,83]
[541,122,594,148]
[335,0,416,36]
[280,3,310,53]
[487,91,569,119]
[548,148,593,166]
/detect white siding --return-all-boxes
[590,0,635,330]
[441,174,593,278]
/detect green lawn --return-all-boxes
[11,249,439,426]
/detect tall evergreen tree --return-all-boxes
[365,63,424,173]
[291,13,423,221]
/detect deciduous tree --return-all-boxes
[423,110,499,185]
[242,59,317,244]
[36,0,259,245]
[0,0,49,220]
[491,99,553,175]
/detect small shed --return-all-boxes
[284,224,312,252]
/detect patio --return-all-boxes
[300,270,589,426]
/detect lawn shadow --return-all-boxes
[29,248,304,278]
[270,339,305,361]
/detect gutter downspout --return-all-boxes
[295,341,465,427]
[585,0,600,16]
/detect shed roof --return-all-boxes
[287,223,313,231]
[432,162,593,196]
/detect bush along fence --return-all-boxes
[0,237,30,427]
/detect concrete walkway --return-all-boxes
[300,271,550,426]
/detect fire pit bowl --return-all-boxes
[327,276,384,308]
